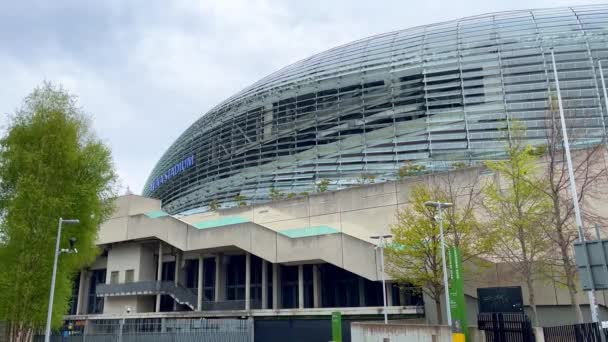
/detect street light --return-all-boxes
[370,234,392,324]
[424,201,453,327]
[44,218,80,342]
[552,49,603,332]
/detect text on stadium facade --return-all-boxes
[149,155,195,192]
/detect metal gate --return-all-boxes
[543,322,607,342]
[477,313,534,342]
[34,318,253,342]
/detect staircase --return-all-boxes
[96,281,198,310]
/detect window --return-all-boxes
[110,271,119,284]
[125,269,134,283]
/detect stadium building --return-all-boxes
[65,5,608,340]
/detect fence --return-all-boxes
[543,322,607,342]
[477,312,534,342]
[33,318,253,342]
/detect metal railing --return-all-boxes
[96,281,197,309]
[33,318,253,342]
[96,282,263,312]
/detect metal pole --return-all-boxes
[379,236,388,324]
[438,205,452,327]
[44,218,63,342]
[598,60,608,142]
[551,49,600,323]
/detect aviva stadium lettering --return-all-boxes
[150,155,195,192]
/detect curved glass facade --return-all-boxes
[144,5,608,214]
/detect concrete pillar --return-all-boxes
[386,282,393,306]
[173,251,181,311]
[215,254,224,302]
[298,265,304,309]
[76,270,86,314]
[358,277,365,307]
[261,260,268,309]
[313,265,320,308]
[245,253,251,311]
[174,251,181,286]
[272,263,280,310]
[197,254,204,311]
[155,242,163,312]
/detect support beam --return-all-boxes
[215,254,224,302]
[197,254,204,311]
[312,265,320,308]
[75,270,86,315]
[272,263,280,310]
[387,282,393,306]
[358,277,365,307]
[261,261,268,309]
[155,242,163,312]
[245,253,251,311]
[174,251,181,311]
[298,265,304,309]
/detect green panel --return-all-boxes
[279,225,339,238]
[449,246,468,340]
[331,311,342,342]
[192,216,249,229]
[144,210,169,219]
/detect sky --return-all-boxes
[0,0,605,194]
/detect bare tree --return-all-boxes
[536,98,608,323]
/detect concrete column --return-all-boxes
[358,277,365,307]
[386,282,393,306]
[215,254,224,302]
[298,265,304,309]
[76,270,86,314]
[155,242,163,312]
[174,251,181,311]
[197,254,204,311]
[261,260,268,309]
[272,263,280,310]
[174,251,181,286]
[245,253,251,311]
[312,265,320,308]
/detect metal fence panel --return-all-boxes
[34,318,252,342]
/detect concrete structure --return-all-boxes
[65,164,608,326]
[144,5,608,214]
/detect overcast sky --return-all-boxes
[0,0,604,194]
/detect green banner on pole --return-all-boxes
[448,247,468,341]
[331,311,342,342]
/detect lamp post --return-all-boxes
[44,218,80,342]
[551,49,601,326]
[371,234,392,324]
[424,201,453,327]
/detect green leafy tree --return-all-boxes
[208,199,219,211]
[316,179,330,193]
[234,194,247,207]
[483,139,551,327]
[269,187,284,200]
[0,83,118,341]
[386,173,489,324]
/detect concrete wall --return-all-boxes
[351,322,452,342]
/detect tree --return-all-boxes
[316,179,330,193]
[535,98,608,323]
[234,194,247,207]
[386,170,488,324]
[483,138,551,327]
[208,199,219,211]
[0,83,118,341]
[269,187,284,200]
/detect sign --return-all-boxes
[448,247,468,341]
[602,321,608,329]
[573,239,608,290]
[149,155,195,192]
[477,286,523,313]
[331,311,342,342]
